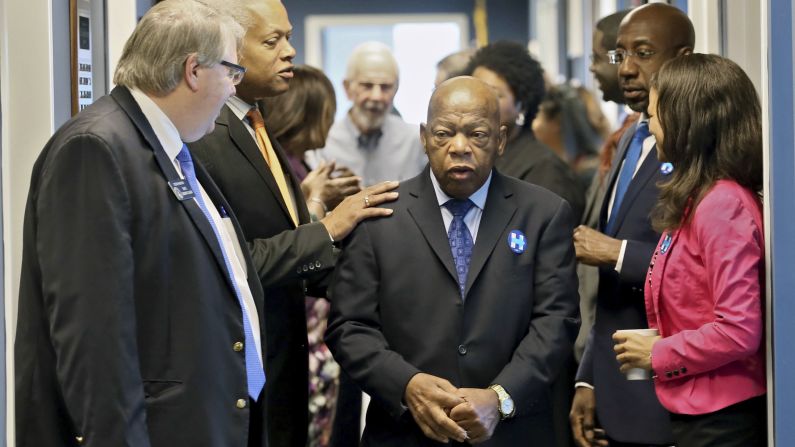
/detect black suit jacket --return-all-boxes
[495,128,585,223]
[190,104,336,447]
[326,168,580,447]
[576,121,673,444]
[15,87,267,447]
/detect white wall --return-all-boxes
[1,0,56,443]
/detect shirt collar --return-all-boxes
[227,95,255,122]
[345,110,387,149]
[429,168,492,211]
[128,87,183,162]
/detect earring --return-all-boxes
[515,112,526,127]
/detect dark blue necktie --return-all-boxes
[606,121,651,234]
[176,145,266,400]
[444,199,475,298]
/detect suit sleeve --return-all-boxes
[246,222,337,291]
[651,194,764,381]
[575,328,595,384]
[619,239,658,285]
[493,200,581,415]
[325,222,420,419]
[35,135,151,446]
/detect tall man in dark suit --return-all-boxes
[326,77,580,446]
[570,4,694,446]
[15,1,270,446]
[189,1,398,446]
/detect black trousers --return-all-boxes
[607,439,671,447]
[329,370,363,447]
[248,392,265,447]
[669,395,767,447]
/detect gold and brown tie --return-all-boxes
[246,108,298,226]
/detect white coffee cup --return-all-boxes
[615,328,659,380]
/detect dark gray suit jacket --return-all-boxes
[15,87,267,447]
[190,104,336,447]
[326,168,580,446]
[576,121,673,444]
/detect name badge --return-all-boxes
[169,180,195,201]
[660,233,673,254]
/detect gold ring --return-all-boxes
[364,195,370,208]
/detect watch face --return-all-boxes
[501,397,515,415]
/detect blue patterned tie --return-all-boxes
[176,145,266,400]
[444,199,475,298]
[606,121,651,234]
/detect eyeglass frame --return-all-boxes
[220,60,246,85]
[606,48,657,65]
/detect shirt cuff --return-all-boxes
[574,382,594,390]
[613,239,628,273]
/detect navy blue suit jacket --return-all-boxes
[576,121,674,444]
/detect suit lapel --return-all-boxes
[221,105,297,226]
[111,87,237,294]
[406,170,459,284]
[609,146,660,233]
[271,135,309,224]
[465,173,516,296]
[600,125,633,228]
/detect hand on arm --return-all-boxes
[320,180,399,241]
[449,388,500,444]
[613,331,661,373]
[573,225,622,267]
[404,373,468,443]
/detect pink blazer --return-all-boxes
[645,180,766,415]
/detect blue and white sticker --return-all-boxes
[660,233,673,255]
[507,230,526,254]
[660,162,674,175]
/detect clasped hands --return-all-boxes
[404,373,500,444]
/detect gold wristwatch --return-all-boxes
[489,384,515,420]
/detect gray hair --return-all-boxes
[114,0,245,95]
[344,41,399,81]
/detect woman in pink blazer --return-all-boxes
[613,54,766,446]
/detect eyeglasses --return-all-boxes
[607,49,657,65]
[220,60,246,85]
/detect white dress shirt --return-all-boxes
[607,116,656,273]
[429,169,492,242]
[129,88,263,367]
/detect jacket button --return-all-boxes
[315,260,322,268]
[458,344,467,355]
[296,267,302,274]
[680,367,687,374]
[673,370,680,376]
[76,436,84,445]
[302,265,308,272]
[236,399,247,409]
[309,263,315,271]
[233,342,244,352]
[665,371,673,378]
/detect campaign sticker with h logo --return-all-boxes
[507,230,526,254]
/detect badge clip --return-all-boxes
[169,179,195,201]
